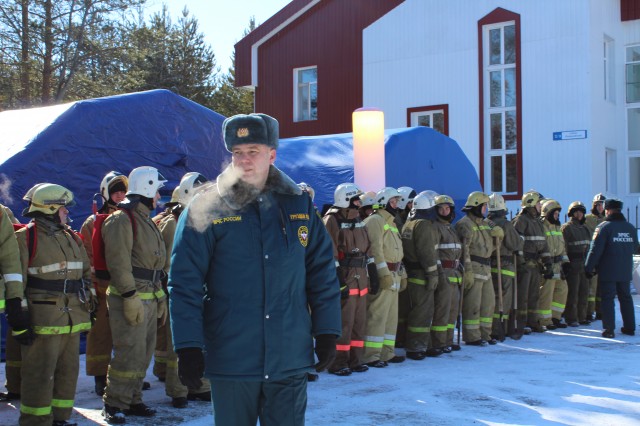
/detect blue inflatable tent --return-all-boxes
[275,126,482,213]
[0,89,227,223]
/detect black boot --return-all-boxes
[187,391,212,401]
[102,404,126,424]
[172,397,188,408]
[0,391,20,401]
[124,403,156,417]
[94,375,106,397]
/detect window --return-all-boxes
[293,66,317,122]
[606,148,618,194]
[482,19,519,195]
[604,36,615,102]
[406,104,449,135]
[626,46,640,103]
[627,46,640,194]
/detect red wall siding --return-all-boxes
[621,0,640,21]
[253,0,403,138]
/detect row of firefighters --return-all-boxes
[0,167,607,425]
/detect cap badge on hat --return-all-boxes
[237,127,249,138]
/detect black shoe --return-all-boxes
[172,397,188,409]
[530,325,547,333]
[124,403,156,417]
[602,329,615,338]
[187,391,211,401]
[568,321,580,327]
[621,327,635,336]
[442,346,452,354]
[94,375,106,397]
[451,344,461,351]
[0,391,20,401]
[142,381,151,391]
[102,405,126,424]
[329,367,352,376]
[158,376,166,383]
[546,323,557,330]
[595,312,602,320]
[522,326,532,335]
[580,319,592,325]
[307,373,319,382]
[387,355,406,363]
[406,351,427,360]
[487,338,498,345]
[552,318,568,329]
[465,340,488,346]
[426,348,444,357]
[509,331,523,340]
[352,364,369,373]
[53,421,78,426]
[365,360,387,368]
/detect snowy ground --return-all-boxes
[2,295,640,426]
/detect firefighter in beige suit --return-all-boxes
[15,184,94,426]
[153,173,211,408]
[584,193,606,321]
[454,192,502,346]
[363,187,406,367]
[102,167,167,424]
[81,171,128,396]
[536,200,570,330]
[0,204,24,402]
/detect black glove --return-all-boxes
[6,298,35,346]
[177,347,205,389]
[340,285,349,299]
[585,270,596,279]
[314,334,337,372]
[336,266,349,299]
[561,262,572,278]
[542,263,554,279]
[367,262,379,295]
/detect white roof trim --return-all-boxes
[250,0,321,87]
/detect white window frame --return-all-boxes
[410,109,446,134]
[293,66,317,122]
[606,148,618,194]
[626,45,640,195]
[483,21,518,196]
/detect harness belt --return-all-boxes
[386,262,401,272]
[132,266,165,283]
[339,256,367,268]
[470,255,491,266]
[27,276,84,293]
[440,259,460,269]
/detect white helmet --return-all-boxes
[412,190,437,211]
[359,191,377,208]
[376,187,401,208]
[397,186,416,209]
[334,183,363,208]
[298,182,315,201]
[178,172,208,204]
[488,193,506,212]
[126,166,167,198]
[100,171,128,201]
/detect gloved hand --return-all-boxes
[367,262,379,295]
[561,262,572,278]
[585,270,596,279]
[340,284,349,299]
[6,298,35,346]
[399,277,407,292]
[542,263,554,280]
[314,334,337,372]
[177,347,204,389]
[427,275,439,291]
[122,293,144,326]
[157,299,168,326]
[490,224,504,239]
[463,270,475,290]
[90,311,98,327]
[379,274,394,290]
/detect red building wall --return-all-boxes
[621,0,640,21]
[247,0,403,138]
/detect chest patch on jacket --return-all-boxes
[298,226,309,247]
[289,213,309,221]
[213,215,242,225]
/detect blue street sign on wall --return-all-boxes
[553,130,587,140]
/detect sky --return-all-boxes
[145,0,292,73]
[2,294,640,425]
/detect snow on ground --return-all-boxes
[2,296,640,425]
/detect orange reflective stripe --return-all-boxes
[351,340,364,348]
[360,288,369,296]
[336,344,351,351]
[349,288,359,296]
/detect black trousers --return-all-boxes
[599,280,636,332]
[210,374,308,426]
